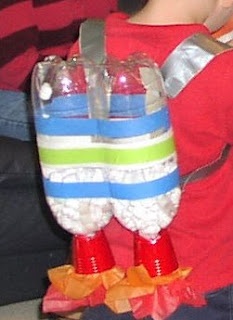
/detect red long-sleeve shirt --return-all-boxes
[70,12,233,295]
[0,0,117,92]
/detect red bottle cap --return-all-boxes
[72,230,115,274]
[134,229,178,277]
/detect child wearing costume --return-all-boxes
[33,0,233,319]
[73,1,233,319]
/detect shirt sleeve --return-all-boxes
[0,1,39,91]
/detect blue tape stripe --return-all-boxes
[43,169,179,200]
[110,94,147,116]
[39,94,88,117]
[35,107,170,138]
[36,94,148,117]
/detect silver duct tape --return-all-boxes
[161,33,232,98]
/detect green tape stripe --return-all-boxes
[38,136,175,165]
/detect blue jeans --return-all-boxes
[81,285,233,320]
[166,285,233,320]
[0,90,35,141]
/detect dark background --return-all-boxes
[118,0,147,14]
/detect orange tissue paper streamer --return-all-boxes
[105,265,205,318]
[48,264,125,300]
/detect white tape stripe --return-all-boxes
[37,128,174,150]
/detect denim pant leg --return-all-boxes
[166,285,233,320]
[81,305,134,320]
[0,90,35,141]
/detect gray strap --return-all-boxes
[161,33,232,98]
[180,144,230,187]
[79,19,105,63]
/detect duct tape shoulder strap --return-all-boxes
[161,33,233,98]
[79,19,105,64]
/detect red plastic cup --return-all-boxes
[72,230,115,274]
[134,229,178,277]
